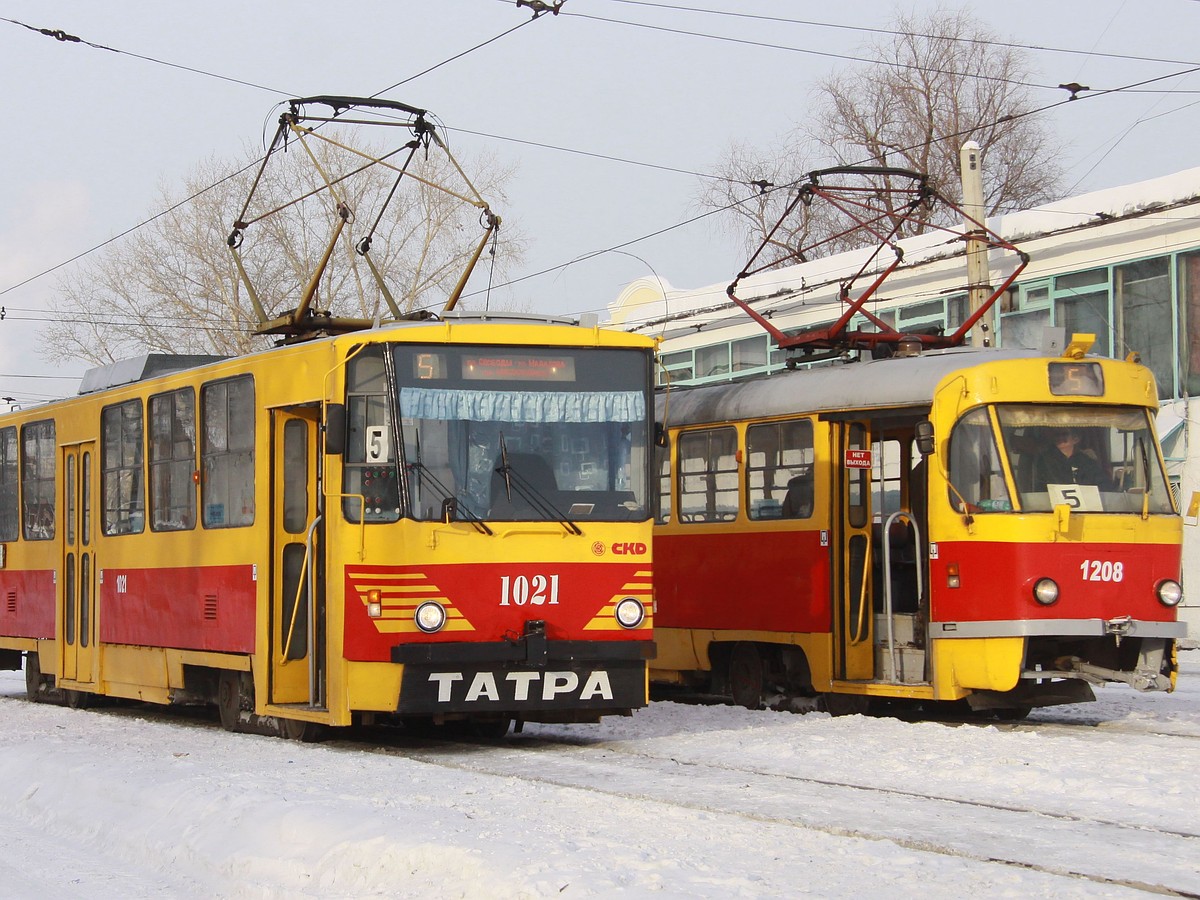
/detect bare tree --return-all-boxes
[45,137,521,365]
[701,6,1063,262]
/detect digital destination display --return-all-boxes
[407,348,579,383]
[462,354,576,382]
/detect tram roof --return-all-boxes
[657,346,1043,426]
[78,354,230,395]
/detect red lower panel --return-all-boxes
[344,561,653,663]
[0,569,55,639]
[655,530,831,633]
[930,540,1181,623]
[100,565,256,653]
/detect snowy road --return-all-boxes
[1,658,1198,898]
[393,731,1200,895]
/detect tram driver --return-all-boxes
[1031,427,1110,493]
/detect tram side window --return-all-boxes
[102,399,146,535]
[654,440,671,524]
[871,438,904,520]
[0,426,17,542]
[21,420,55,540]
[677,427,738,522]
[746,419,814,520]
[343,347,400,523]
[201,376,255,528]
[946,408,1012,513]
[149,388,196,531]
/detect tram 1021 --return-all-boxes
[651,336,1184,716]
[0,313,656,738]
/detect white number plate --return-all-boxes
[1080,559,1124,582]
[499,574,561,606]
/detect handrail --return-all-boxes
[279,534,312,668]
[849,529,872,646]
[278,514,324,709]
[305,514,323,706]
[880,510,924,683]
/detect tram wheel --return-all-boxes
[821,692,870,717]
[24,651,46,702]
[463,716,512,740]
[729,642,764,709]
[217,670,248,733]
[278,717,327,743]
[992,706,1032,722]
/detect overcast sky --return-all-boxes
[2,0,1198,400]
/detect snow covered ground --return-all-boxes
[1,655,1198,898]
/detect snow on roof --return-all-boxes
[613,167,1200,331]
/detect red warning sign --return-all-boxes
[844,449,872,469]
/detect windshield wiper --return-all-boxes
[497,434,582,535]
[408,430,492,535]
[1137,435,1151,519]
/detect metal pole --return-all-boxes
[960,141,992,348]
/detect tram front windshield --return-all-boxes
[393,345,651,523]
[947,404,1174,514]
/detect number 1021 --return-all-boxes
[499,574,561,606]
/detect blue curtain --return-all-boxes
[400,388,645,423]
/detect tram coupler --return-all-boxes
[523,619,548,667]
[1062,658,1173,692]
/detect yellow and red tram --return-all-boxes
[651,337,1184,715]
[0,313,656,737]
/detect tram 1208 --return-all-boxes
[650,336,1184,716]
[0,314,657,738]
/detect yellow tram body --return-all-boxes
[0,315,657,735]
[652,342,1184,714]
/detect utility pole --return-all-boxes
[960,141,992,348]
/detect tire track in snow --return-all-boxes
[382,737,1200,898]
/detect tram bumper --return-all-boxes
[1055,658,1173,692]
[1018,631,1178,695]
[391,621,655,718]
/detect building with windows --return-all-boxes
[611,166,1200,635]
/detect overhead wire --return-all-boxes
[561,10,1059,92]
[0,11,553,301]
[0,16,292,94]
[587,0,1200,70]
[370,16,540,96]
[451,59,1200,311]
[0,7,560,393]
[442,125,722,180]
[2,5,1200,334]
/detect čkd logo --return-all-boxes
[612,542,647,555]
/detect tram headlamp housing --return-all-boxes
[1156,579,1183,608]
[414,600,448,633]
[1033,578,1060,606]
[614,597,646,629]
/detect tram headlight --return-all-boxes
[414,600,448,633]
[1156,579,1183,608]
[1033,578,1060,606]
[614,597,646,629]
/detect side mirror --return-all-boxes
[915,420,935,457]
[325,403,347,455]
[654,422,669,449]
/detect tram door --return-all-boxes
[60,443,96,686]
[834,421,874,681]
[269,408,323,706]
